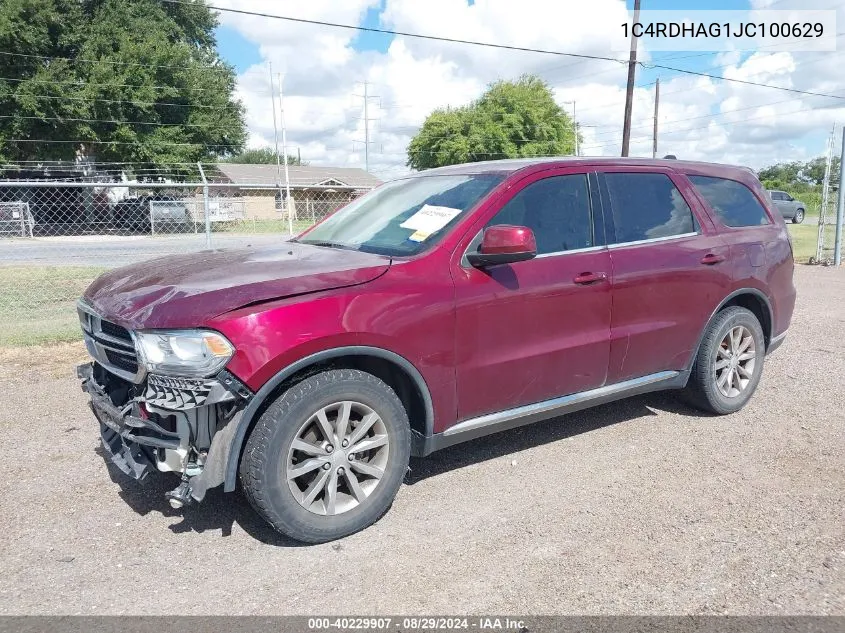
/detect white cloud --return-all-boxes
[217,0,845,179]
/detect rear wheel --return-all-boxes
[792,208,805,224]
[684,306,765,415]
[240,369,410,543]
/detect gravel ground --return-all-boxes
[0,265,843,615]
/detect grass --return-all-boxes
[0,266,105,347]
[214,218,316,235]
[787,223,819,263]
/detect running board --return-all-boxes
[412,370,687,457]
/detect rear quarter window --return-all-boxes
[690,175,771,227]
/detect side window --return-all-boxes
[770,191,783,201]
[603,172,697,243]
[689,175,771,227]
[486,174,592,254]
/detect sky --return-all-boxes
[212,0,844,179]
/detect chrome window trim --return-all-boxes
[606,231,699,249]
[460,236,605,267]
[534,244,606,259]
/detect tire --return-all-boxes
[792,208,805,224]
[240,369,410,543]
[684,306,766,415]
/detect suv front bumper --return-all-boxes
[78,362,249,503]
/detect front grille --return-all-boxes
[100,319,132,342]
[78,301,143,382]
[104,349,139,374]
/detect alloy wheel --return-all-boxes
[285,401,389,516]
[714,325,757,398]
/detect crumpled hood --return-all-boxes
[84,242,391,330]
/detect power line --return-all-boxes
[8,44,838,135]
[363,39,845,120]
[162,0,628,66]
[0,75,228,93]
[0,50,233,73]
[0,114,228,128]
[0,92,224,109]
[578,100,845,151]
[160,0,845,102]
[376,83,845,146]
[645,62,844,99]
[583,91,845,142]
[2,139,241,148]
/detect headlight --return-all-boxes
[134,330,234,377]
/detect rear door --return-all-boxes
[686,174,788,316]
[452,168,613,420]
[597,167,732,384]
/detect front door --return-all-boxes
[452,169,613,421]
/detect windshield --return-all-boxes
[296,174,504,256]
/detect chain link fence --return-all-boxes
[814,172,840,266]
[0,178,372,346]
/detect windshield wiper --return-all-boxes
[298,240,357,251]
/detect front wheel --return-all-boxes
[684,306,765,415]
[240,369,410,543]
[792,208,805,224]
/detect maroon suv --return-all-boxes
[77,157,796,543]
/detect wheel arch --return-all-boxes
[223,346,434,492]
[686,288,773,374]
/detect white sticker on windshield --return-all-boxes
[400,204,462,235]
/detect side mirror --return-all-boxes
[466,224,537,268]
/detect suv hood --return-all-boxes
[83,243,391,330]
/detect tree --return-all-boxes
[224,148,308,165]
[758,161,803,187]
[407,75,579,170]
[803,155,840,187]
[757,156,841,193]
[0,0,246,170]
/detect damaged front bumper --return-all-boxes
[78,362,251,506]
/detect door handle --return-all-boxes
[573,271,608,285]
[700,253,726,265]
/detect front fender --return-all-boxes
[221,345,435,492]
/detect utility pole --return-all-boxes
[621,0,641,157]
[268,63,283,191]
[652,78,660,159]
[836,126,845,266]
[562,101,578,156]
[278,73,293,236]
[364,81,370,172]
[354,81,380,172]
[817,125,835,264]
